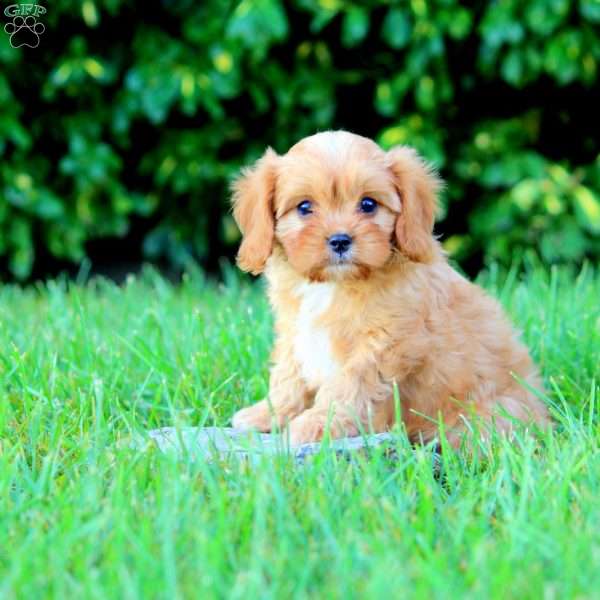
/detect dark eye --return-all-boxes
[359,197,377,214]
[297,200,313,216]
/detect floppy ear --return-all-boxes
[231,148,279,275]
[386,146,441,263]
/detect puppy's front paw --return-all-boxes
[232,400,274,432]
[287,410,359,445]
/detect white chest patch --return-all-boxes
[294,282,339,387]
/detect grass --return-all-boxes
[1,262,599,599]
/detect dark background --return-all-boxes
[1,0,599,282]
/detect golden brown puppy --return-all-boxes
[231,131,550,446]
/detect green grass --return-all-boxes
[1,263,599,599]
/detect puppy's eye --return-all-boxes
[359,197,377,214]
[297,200,313,216]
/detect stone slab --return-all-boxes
[144,426,398,464]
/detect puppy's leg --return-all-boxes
[444,387,551,451]
[287,368,391,444]
[232,356,312,432]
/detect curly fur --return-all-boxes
[231,131,550,446]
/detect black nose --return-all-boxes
[328,233,352,255]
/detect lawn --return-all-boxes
[1,263,599,599]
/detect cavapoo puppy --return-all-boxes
[231,130,550,446]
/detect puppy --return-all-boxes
[231,131,550,446]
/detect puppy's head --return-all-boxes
[232,131,441,280]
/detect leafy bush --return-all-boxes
[1,0,599,279]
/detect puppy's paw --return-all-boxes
[287,410,359,445]
[232,400,274,432]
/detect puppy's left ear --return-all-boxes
[386,146,442,263]
[231,148,279,275]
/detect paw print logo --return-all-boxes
[4,15,45,48]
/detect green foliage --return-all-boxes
[0,0,599,279]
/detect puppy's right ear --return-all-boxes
[231,148,279,275]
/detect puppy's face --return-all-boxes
[274,135,400,281]
[232,131,440,281]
